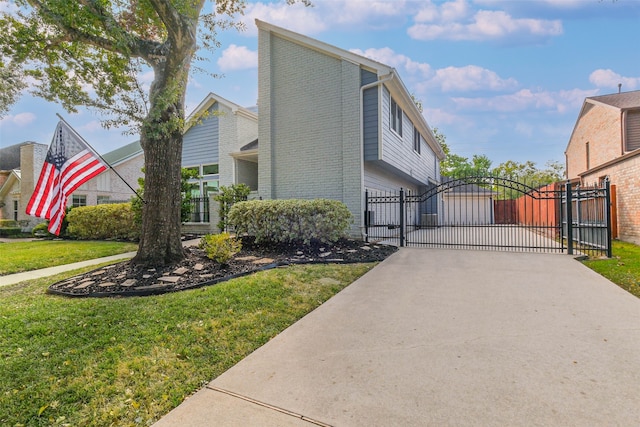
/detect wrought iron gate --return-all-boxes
[364,176,612,257]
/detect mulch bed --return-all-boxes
[48,237,398,298]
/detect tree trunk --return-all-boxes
[133,128,185,267]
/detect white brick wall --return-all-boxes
[258,29,364,236]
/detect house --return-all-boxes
[182,92,258,197]
[565,89,640,245]
[255,20,445,237]
[70,140,144,208]
[440,177,496,226]
[0,142,48,226]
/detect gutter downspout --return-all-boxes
[359,72,394,240]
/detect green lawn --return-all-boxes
[0,241,138,275]
[0,262,375,426]
[583,239,640,298]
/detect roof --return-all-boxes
[102,140,143,166]
[255,19,445,160]
[0,142,39,170]
[240,139,258,151]
[587,90,640,110]
[0,169,21,197]
[185,92,258,133]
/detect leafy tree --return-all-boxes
[0,0,305,266]
[436,128,492,177]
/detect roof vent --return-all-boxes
[618,83,622,93]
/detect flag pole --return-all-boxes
[56,114,146,204]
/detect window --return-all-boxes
[72,195,87,207]
[626,110,640,152]
[390,98,402,136]
[13,200,18,221]
[97,196,110,204]
[413,127,421,154]
[96,172,110,191]
[202,164,219,175]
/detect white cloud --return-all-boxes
[408,1,562,42]
[217,45,258,71]
[428,65,518,92]
[350,47,431,77]
[589,69,640,91]
[451,88,598,113]
[0,112,36,126]
[239,2,326,36]
[424,108,460,126]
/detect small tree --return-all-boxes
[214,184,251,232]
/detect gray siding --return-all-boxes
[182,104,219,166]
[627,110,640,151]
[379,87,436,184]
[362,69,379,161]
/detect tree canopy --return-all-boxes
[435,127,565,187]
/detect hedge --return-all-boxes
[66,203,140,241]
[228,199,353,245]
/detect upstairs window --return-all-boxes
[413,126,421,154]
[626,110,640,152]
[72,195,87,207]
[390,98,403,137]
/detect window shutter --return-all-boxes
[626,110,640,152]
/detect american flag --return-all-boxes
[25,121,109,235]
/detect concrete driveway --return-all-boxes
[155,248,640,426]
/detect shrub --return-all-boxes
[0,219,18,228]
[31,222,53,238]
[0,227,22,237]
[199,232,242,264]
[228,199,353,245]
[214,184,251,232]
[67,203,140,241]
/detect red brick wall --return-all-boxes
[581,156,640,245]
[566,104,621,179]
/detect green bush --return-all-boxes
[214,184,251,232]
[199,232,242,264]
[228,199,353,245]
[0,219,18,228]
[0,227,21,237]
[66,203,140,241]
[31,222,53,238]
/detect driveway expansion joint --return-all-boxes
[206,385,333,427]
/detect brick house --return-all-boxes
[565,90,640,244]
[256,20,445,237]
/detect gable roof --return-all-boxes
[587,90,640,110]
[0,169,21,197]
[102,140,143,166]
[255,19,445,160]
[185,92,258,133]
[566,89,640,154]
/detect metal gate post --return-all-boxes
[364,189,369,243]
[399,188,405,247]
[605,178,612,258]
[565,182,574,255]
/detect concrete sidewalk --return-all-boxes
[0,252,137,287]
[154,248,640,426]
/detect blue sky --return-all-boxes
[1,0,639,169]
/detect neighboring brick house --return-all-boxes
[565,90,640,245]
[0,142,48,226]
[256,20,445,237]
[0,140,142,229]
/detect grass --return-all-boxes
[583,239,640,298]
[0,262,376,427]
[0,241,138,275]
